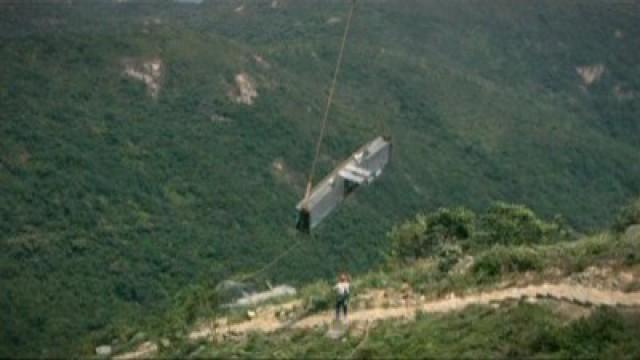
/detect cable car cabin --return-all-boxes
[296,136,392,232]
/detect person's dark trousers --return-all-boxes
[336,299,348,320]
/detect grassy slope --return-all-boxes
[196,306,640,359]
[1,0,639,356]
[159,229,640,359]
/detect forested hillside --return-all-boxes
[1,0,639,357]
[105,198,640,359]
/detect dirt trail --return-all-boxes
[113,342,158,360]
[189,283,640,341]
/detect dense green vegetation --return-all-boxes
[173,305,640,359]
[1,0,639,357]
[389,202,575,261]
[613,197,640,233]
[354,207,639,305]
[133,203,640,359]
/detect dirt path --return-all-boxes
[189,283,640,341]
[113,342,158,360]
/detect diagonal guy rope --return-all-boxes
[234,240,305,282]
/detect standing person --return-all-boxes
[335,273,351,322]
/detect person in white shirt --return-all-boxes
[334,273,351,322]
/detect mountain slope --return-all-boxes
[1,0,639,356]
[115,221,640,359]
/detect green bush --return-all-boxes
[300,281,333,314]
[390,208,475,261]
[549,307,640,358]
[542,214,578,242]
[479,202,547,246]
[613,197,640,233]
[472,245,542,280]
[162,284,219,334]
[390,204,573,262]
[389,214,430,260]
[436,243,463,273]
[428,207,476,241]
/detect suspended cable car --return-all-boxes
[296,136,392,232]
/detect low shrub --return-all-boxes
[390,207,475,261]
[472,245,542,280]
[436,243,463,273]
[613,197,640,233]
[478,202,546,246]
[299,281,332,314]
